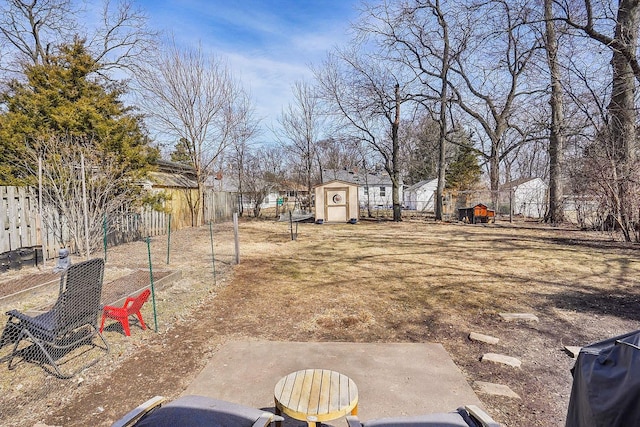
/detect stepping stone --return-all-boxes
[474,381,521,399]
[499,313,539,322]
[481,352,522,368]
[469,332,499,345]
[564,346,581,358]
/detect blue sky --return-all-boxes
[137,0,360,140]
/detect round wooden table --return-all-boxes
[274,368,358,426]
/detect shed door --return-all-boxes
[325,188,349,222]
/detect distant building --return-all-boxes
[403,179,438,212]
[322,169,401,211]
[500,177,548,218]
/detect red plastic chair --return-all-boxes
[100,289,151,336]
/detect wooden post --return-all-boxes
[81,152,90,259]
[38,156,46,266]
[233,212,240,264]
[509,189,513,223]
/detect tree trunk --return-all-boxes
[435,0,449,222]
[391,83,402,221]
[608,0,640,241]
[544,0,565,224]
[489,143,500,209]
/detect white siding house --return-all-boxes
[403,179,438,211]
[501,177,548,218]
[322,169,401,211]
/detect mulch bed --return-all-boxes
[0,272,60,297]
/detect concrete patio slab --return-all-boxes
[183,340,485,425]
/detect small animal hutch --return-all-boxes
[314,180,359,223]
[458,204,495,224]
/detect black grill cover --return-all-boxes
[566,330,640,426]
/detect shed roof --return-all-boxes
[149,171,198,188]
[313,179,359,189]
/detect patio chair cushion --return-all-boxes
[361,411,474,426]
[133,395,269,427]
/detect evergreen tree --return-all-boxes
[445,143,482,191]
[170,138,193,164]
[0,40,157,185]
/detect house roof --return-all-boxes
[499,177,545,190]
[322,169,394,186]
[405,178,438,192]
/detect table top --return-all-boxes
[274,369,358,423]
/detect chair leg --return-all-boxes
[120,318,131,336]
[7,329,27,371]
[99,313,107,333]
[134,310,147,330]
[9,329,71,378]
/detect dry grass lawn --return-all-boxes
[3,218,640,427]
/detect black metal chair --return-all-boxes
[346,405,500,427]
[3,257,109,378]
[111,395,284,427]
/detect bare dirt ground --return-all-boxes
[2,218,640,427]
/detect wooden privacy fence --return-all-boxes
[0,186,41,255]
[203,190,237,224]
[1,186,237,261]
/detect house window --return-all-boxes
[380,187,386,197]
[364,186,369,195]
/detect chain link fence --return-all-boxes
[0,219,237,426]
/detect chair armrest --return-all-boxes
[111,396,166,427]
[464,405,501,427]
[252,412,285,427]
[346,415,363,427]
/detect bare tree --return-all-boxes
[0,0,76,67]
[241,146,287,218]
[86,0,158,76]
[26,135,144,257]
[448,1,539,201]
[556,0,640,240]
[225,94,261,217]
[315,46,410,221]
[136,40,248,226]
[274,80,325,211]
[354,0,471,220]
[0,0,156,77]
[544,0,566,224]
